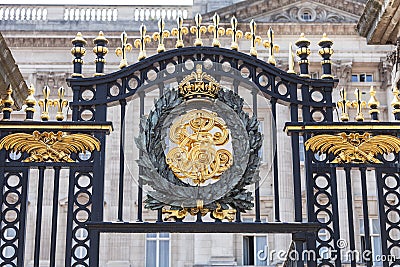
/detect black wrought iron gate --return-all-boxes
[1,20,399,267]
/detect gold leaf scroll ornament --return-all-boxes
[166,109,233,185]
[305,132,400,163]
[0,131,100,162]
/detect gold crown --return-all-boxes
[178,64,221,99]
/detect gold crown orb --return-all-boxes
[178,65,221,99]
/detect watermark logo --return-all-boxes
[256,239,396,263]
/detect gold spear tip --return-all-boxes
[72,32,87,45]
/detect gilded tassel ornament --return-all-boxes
[171,16,188,48]
[1,84,14,121]
[190,13,207,46]
[38,86,54,121]
[368,86,380,122]
[245,19,262,57]
[115,31,132,69]
[134,24,151,61]
[55,87,68,121]
[152,18,170,53]
[352,88,366,122]
[337,87,351,122]
[24,84,36,121]
[263,27,279,65]
[226,16,243,51]
[207,13,225,47]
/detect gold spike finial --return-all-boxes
[152,18,170,53]
[1,84,14,120]
[207,13,225,47]
[287,42,295,74]
[391,87,400,116]
[171,16,189,48]
[190,13,207,46]
[24,84,36,120]
[115,31,133,68]
[245,19,262,57]
[54,87,68,121]
[337,87,351,122]
[134,25,151,61]
[368,86,380,122]
[226,16,243,50]
[352,88,366,122]
[38,86,54,121]
[263,27,280,65]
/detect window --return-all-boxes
[301,11,312,21]
[299,136,305,162]
[360,218,382,266]
[351,74,373,82]
[146,233,170,267]
[243,235,268,266]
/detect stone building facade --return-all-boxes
[0,0,397,266]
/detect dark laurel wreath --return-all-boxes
[135,88,263,212]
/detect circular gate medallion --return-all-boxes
[136,64,263,221]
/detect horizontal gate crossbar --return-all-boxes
[0,121,113,133]
[86,222,320,234]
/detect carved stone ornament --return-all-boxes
[135,67,263,221]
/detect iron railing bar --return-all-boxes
[330,167,342,266]
[344,167,356,267]
[33,167,45,267]
[360,167,372,267]
[64,168,76,267]
[252,87,261,222]
[271,97,280,222]
[17,168,29,267]
[49,167,61,267]
[117,99,127,221]
[137,91,145,222]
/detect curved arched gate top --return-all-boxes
[65,43,336,267]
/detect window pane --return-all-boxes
[146,240,157,267]
[255,236,268,266]
[299,136,305,162]
[372,219,380,234]
[360,74,366,82]
[159,233,169,238]
[360,219,364,235]
[366,75,373,82]
[147,233,157,238]
[373,236,382,264]
[351,75,358,82]
[159,240,170,267]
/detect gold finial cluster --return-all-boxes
[295,33,311,78]
[245,19,262,57]
[115,31,132,68]
[55,87,68,121]
[171,16,189,48]
[263,27,280,65]
[153,18,170,53]
[208,13,225,47]
[134,24,151,61]
[226,16,243,50]
[71,32,87,78]
[190,13,207,46]
[1,85,14,121]
[318,33,334,79]
[38,86,53,121]
[352,88,366,122]
[178,64,221,99]
[368,86,380,122]
[337,87,351,122]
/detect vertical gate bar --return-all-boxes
[34,167,46,267]
[330,167,342,266]
[137,91,145,222]
[344,167,356,267]
[65,168,76,267]
[17,168,29,267]
[360,167,372,267]
[252,88,261,222]
[118,99,127,221]
[375,168,390,267]
[50,167,61,267]
[270,97,280,222]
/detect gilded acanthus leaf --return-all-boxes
[0,131,100,162]
[305,132,400,164]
